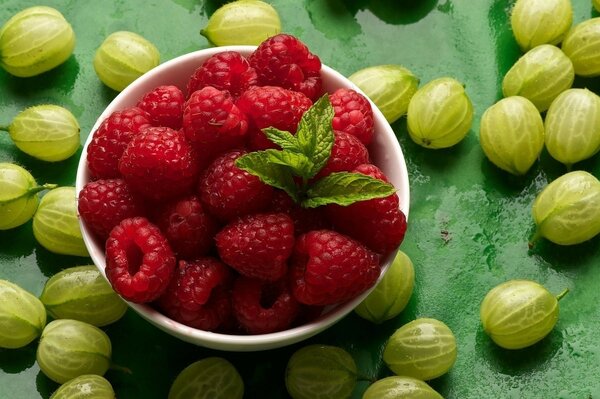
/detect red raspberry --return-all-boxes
[289,230,380,306]
[236,86,312,150]
[249,34,322,101]
[86,107,151,179]
[199,150,273,221]
[182,86,248,163]
[326,164,407,255]
[136,85,185,130]
[119,127,199,202]
[330,88,374,145]
[315,130,369,179]
[154,195,219,260]
[78,178,145,241]
[270,190,328,236]
[105,217,176,303]
[187,51,258,98]
[232,277,299,334]
[216,213,294,281]
[157,258,232,331]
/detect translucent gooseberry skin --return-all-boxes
[9,105,80,162]
[510,0,573,51]
[562,18,600,78]
[33,186,89,257]
[479,96,544,176]
[40,266,127,327]
[349,65,419,124]
[0,163,47,230]
[200,0,281,46]
[285,345,357,399]
[480,280,564,350]
[502,45,574,112]
[544,89,600,167]
[0,6,75,77]
[355,250,415,324]
[93,31,160,92]
[383,318,457,381]
[407,77,473,149]
[362,376,443,399]
[532,171,600,246]
[49,374,115,399]
[168,357,244,399]
[0,279,47,349]
[36,319,112,384]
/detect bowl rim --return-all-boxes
[76,45,410,351]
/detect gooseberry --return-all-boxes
[595,0,600,13]
[510,0,573,51]
[383,318,457,380]
[561,18,600,77]
[0,279,47,349]
[168,357,244,399]
[362,376,443,399]
[480,280,567,349]
[49,374,115,399]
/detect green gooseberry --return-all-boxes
[595,0,600,13]
[510,0,573,51]
[5,105,80,162]
[383,318,457,381]
[531,171,600,246]
[0,279,47,349]
[201,0,281,46]
[480,280,567,350]
[562,18,600,77]
[50,374,115,399]
[544,88,600,168]
[355,250,415,324]
[0,163,55,230]
[363,376,443,399]
[33,186,89,257]
[286,344,357,399]
[349,65,419,123]
[168,357,244,399]
[93,31,160,92]
[407,77,473,149]
[502,44,574,112]
[40,266,127,327]
[479,96,544,175]
[37,319,112,384]
[0,6,75,77]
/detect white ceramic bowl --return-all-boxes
[76,46,410,351]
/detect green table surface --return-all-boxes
[1,0,600,398]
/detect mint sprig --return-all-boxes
[235,95,396,208]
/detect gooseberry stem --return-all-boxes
[556,288,569,301]
[0,125,9,132]
[28,184,58,196]
[356,372,376,383]
[528,229,542,249]
[109,363,132,375]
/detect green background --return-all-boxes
[1,0,600,398]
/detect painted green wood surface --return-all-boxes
[1,0,600,398]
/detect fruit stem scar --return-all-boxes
[556,288,569,301]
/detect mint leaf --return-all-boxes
[263,127,301,152]
[235,152,299,201]
[302,172,395,208]
[295,96,335,177]
[264,149,313,178]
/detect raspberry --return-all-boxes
[187,51,257,98]
[136,85,185,130]
[270,190,328,236]
[153,195,219,260]
[157,258,232,331]
[330,88,374,145]
[86,107,151,179]
[216,213,294,281]
[326,164,407,255]
[232,277,299,334]
[105,217,176,303]
[315,130,369,179]
[199,150,273,221]
[249,34,322,101]
[236,86,312,150]
[182,86,248,162]
[289,230,380,306]
[119,126,199,202]
[78,178,145,241]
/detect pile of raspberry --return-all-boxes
[78,34,407,335]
